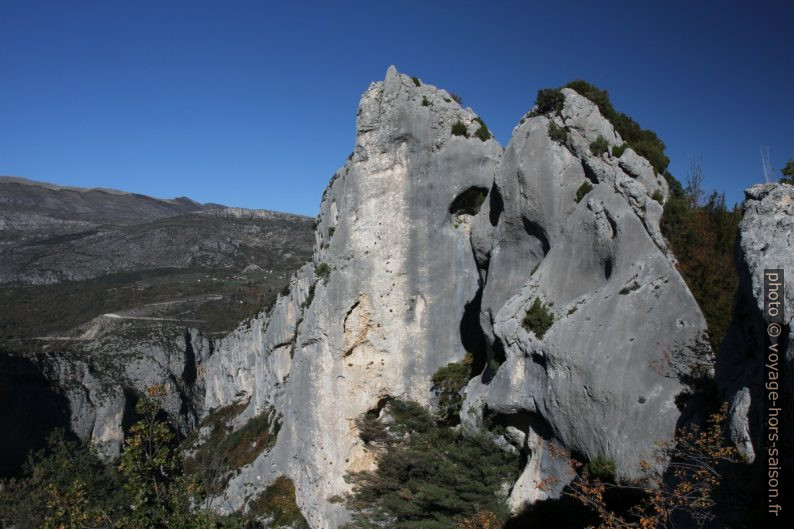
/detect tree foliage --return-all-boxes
[780,159,794,184]
[661,172,741,351]
[431,354,473,424]
[0,429,124,529]
[346,399,520,529]
[0,386,282,529]
[558,404,742,529]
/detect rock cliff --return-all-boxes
[717,183,793,464]
[200,67,710,527]
[0,319,212,463]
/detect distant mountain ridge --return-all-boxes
[0,176,314,285]
[0,176,217,237]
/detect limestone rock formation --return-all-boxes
[200,68,709,527]
[464,87,705,509]
[202,65,502,527]
[0,320,211,461]
[717,183,793,463]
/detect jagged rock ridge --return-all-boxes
[201,67,710,528]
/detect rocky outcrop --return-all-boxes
[463,88,705,509]
[2,320,212,461]
[717,183,793,463]
[202,66,501,527]
[200,68,709,528]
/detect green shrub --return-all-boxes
[411,76,421,87]
[422,96,430,107]
[346,399,520,529]
[590,135,609,156]
[431,354,473,424]
[780,159,794,184]
[611,143,627,157]
[582,455,616,482]
[473,117,492,141]
[315,262,331,282]
[575,181,594,203]
[448,92,463,104]
[619,282,640,295]
[563,80,669,175]
[548,121,569,144]
[523,298,554,339]
[532,88,565,116]
[651,189,664,204]
[451,121,469,137]
[248,476,309,528]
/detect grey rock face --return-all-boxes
[717,183,794,463]
[201,69,708,527]
[5,320,211,460]
[464,89,705,510]
[202,66,501,527]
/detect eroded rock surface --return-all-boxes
[463,88,705,510]
[201,68,709,527]
[2,320,211,461]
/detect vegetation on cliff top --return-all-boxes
[533,81,741,351]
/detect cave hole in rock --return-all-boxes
[489,183,504,226]
[460,288,488,377]
[449,186,489,216]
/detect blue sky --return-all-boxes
[1,1,792,216]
